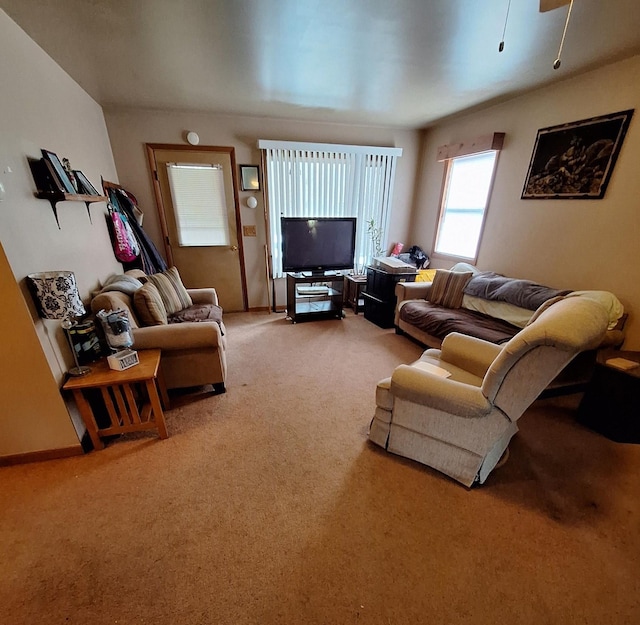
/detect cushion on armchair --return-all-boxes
[143,266,192,314]
[133,282,168,325]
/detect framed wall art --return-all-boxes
[521,109,634,200]
[239,165,260,191]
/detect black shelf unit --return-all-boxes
[363,266,416,328]
[286,272,345,323]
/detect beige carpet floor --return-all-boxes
[1,310,639,624]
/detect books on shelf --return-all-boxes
[411,361,452,378]
[605,357,639,371]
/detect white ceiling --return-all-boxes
[3,0,640,128]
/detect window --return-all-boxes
[166,163,230,247]
[258,140,402,277]
[434,133,503,261]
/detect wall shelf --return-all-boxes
[35,191,108,229]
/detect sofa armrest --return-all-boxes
[440,332,502,379]
[390,364,491,418]
[599,329,625,349]
[132,322,222,351]
[395,281,432,303]
[188,288,219,306]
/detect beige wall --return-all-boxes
[414,55,640,349]
[0,10,121,456]
[103,108,421,309]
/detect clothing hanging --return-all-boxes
[105,183,167,275]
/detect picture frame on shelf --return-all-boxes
[239,165,260,191]
[41,149,76,194]
[73,170,100,196]
[28,157,59,193]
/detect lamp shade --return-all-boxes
[27,271,86,320]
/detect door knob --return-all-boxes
[230,245,239,251]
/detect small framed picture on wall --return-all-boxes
[239,165,260,191]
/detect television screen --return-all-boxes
[281,217,356,274]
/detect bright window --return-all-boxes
[435,151,498,260]
[166,163,230,247]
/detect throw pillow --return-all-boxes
[144,266,193,315]
[429,270,473,309]
[133,282,168,326]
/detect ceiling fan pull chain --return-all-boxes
[498,0,512,52]
[553,0,574,69]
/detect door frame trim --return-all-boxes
[146,143,248,311]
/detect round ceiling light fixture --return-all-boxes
[186,131,200,145]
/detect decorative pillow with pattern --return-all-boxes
[144,266,192,315]
[133,282,168,326]
[429,270,473,309]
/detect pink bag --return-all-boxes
[108,203,140,263]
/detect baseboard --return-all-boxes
[247,306,289,313]
[0,444,85,467]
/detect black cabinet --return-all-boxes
[577,350,640,443]
[363,266,416,328]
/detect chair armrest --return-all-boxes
[440,332,502,379]
[395,281,432,303]
[188,288,219,306]
[390,364,491,418]
[132,322,222,351]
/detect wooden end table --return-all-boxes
[344,274,367,314]
[63,349,169,450]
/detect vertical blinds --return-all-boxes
[258,140,402,277]
[166,163,230,247]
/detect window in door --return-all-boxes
[166,163,230,247]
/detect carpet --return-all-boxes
[1,311,639,624]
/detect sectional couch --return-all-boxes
[394,263,626,392]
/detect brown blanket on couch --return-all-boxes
[399,301,521,344]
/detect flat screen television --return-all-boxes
[281,217,357,275]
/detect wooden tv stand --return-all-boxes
[286,272,345,323]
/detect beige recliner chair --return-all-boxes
[369,297,610,487]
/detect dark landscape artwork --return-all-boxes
[521,109,634,199]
